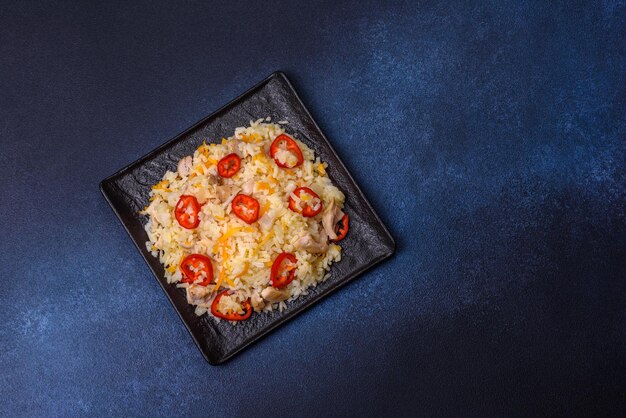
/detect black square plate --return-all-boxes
[100,72,395,364]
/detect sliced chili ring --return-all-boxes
[174,195,201,229]
[231,193,260,224]
[288,187,323,217]
[269,134,304,168]
[217,153,241,178]
[270,252,298,289]
[332,214,349,242]
[210,290,252,321]
[180,254,214,286]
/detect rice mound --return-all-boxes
[141,118,344,320]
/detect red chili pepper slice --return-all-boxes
[217,153,241,178]
[288,187,323,217]
[210,290,252,321]
[231,193,260,224]
[174,195,201,229]
[270,252,298,288]
[180,254,214,286]
[269,134,304,168]
[332,214,349,242]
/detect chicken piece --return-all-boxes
[191,174,221,205]
[215,184,240,203]
[177,156,193,177]
[294,232,328,254]
[241,179,255,195]
[186,285,213,306]
[251,292,266,312]
[258,208,276,231]
[227,139,242,156]
[207,173,223,186]
[322,200,345,241]
[261,287,290,303]
[145,200,171,226]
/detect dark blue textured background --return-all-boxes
[1,1,624,416]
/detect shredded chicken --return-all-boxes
[251,292,266,312]
[191,174,222,205]
[258,210,276,231]
[261,287,290,303]
[177,156,193,177]
[294,232,328,254]
[207,173,223,186]
[145,200,171,226]
[322,200,345,240]
[241,179,255,195]
[215,184,240,203]
[186,285,213,306]
[227,139,242,155]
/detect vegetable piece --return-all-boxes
[180,254,214,286]
[332,214,349,242]
[269,134,304,168]
[288,187,323,217]
[210,290,252,321]
[217,153,241,178]
[174,195,201,229]
[231,194,260,224]
[270,252,298,289]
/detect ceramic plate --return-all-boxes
[100,72,395,364]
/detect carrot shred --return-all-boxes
[233,262,249,279]
[260,201,271,216]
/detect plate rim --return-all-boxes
[100,71,396,364]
